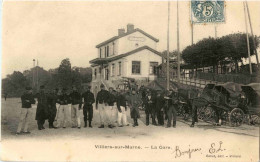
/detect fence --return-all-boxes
[171,77,223,89]
[196,72,260,85]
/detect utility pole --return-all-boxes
[36,59,39,90]
[246,1,259,67]
[166,1,170,90]
[191,23,194,45]
[177,0,180,83]
[33,59,35,88]
[243,1,252,74]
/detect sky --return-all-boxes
[2,1,260,78]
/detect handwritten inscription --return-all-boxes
[94,141,242,159]
[172,145,202,159]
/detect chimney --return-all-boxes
[118,28,125,36]
[127,24,134,33]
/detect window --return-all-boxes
[149,62,158,75]
[107,45,109,57]
[104,46,106,57]
[99,48,102,58]
[132,61,141,74]
[111,64,115,76]
[94,68,97,79]
[118,62,121,76]
[112,42,115,55]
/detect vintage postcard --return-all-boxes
[1,0,259,162]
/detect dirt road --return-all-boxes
[1,98,259,162]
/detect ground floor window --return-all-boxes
[111,64,115,76]
[149,62,158,75]
[132,61,141,74]
[94,68,97,79]
[118,62,122,76]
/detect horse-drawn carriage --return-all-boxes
[241,83,260,125]
[188,82,247,126]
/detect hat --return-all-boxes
[25,86,32,90]
[100,84,105,88]
[40,85,45,89]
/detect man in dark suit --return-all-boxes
[36,85,48,130]
[144,89,157,126]
[156,90,165,126]
[82,85,95,128]
[47,88,58,129]
[165,88,178,128]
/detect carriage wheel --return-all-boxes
[203,106,215,122]
[229,108,244,127]
[250,115,260,125]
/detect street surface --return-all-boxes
[1,98,259,162]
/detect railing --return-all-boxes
[171,77,224,89]
[196,72,260,85]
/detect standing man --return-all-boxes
[156,90,165,126]
[70,86,82,129]
[107,87,116,128]
[164,88,178,128]
[82,85,95,128]
[35,85,48,130]
[47,88,58,129]
[96,84,109,128]
[56,88,70,128]
[144,90,156,126]
[16,87,35,135]
[128,88,142,127]
[116,87,128,127]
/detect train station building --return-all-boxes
[89,24,163,89]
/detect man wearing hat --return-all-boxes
[56,87,71,128]
[115,87,129,127]
[96,84,109,128]
[47,88,58,129]
[82,85,95,128]
[155,90,165,126]
[70,86,82,128]
[164,87,178,128]
[35,85,49,130]
[128,88,142,127]
[144,89,157,126]
[106,87,117,128]
[16,86,36,135]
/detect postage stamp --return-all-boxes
[191,0,225,24]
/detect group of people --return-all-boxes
[16,83,181,135]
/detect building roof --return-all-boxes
[89,46,162,65]
[95,28,159,48]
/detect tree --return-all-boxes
[58,58,72,88]
[182,33,259,73]
[2,71,30,97]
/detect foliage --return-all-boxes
[182,33,259,72]
[2,58,92,97]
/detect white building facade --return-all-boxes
[90,24,162,87]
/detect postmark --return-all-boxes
[191,0,225,24]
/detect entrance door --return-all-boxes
[105,68,109,80]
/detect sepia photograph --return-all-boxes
[1,0,259,161]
